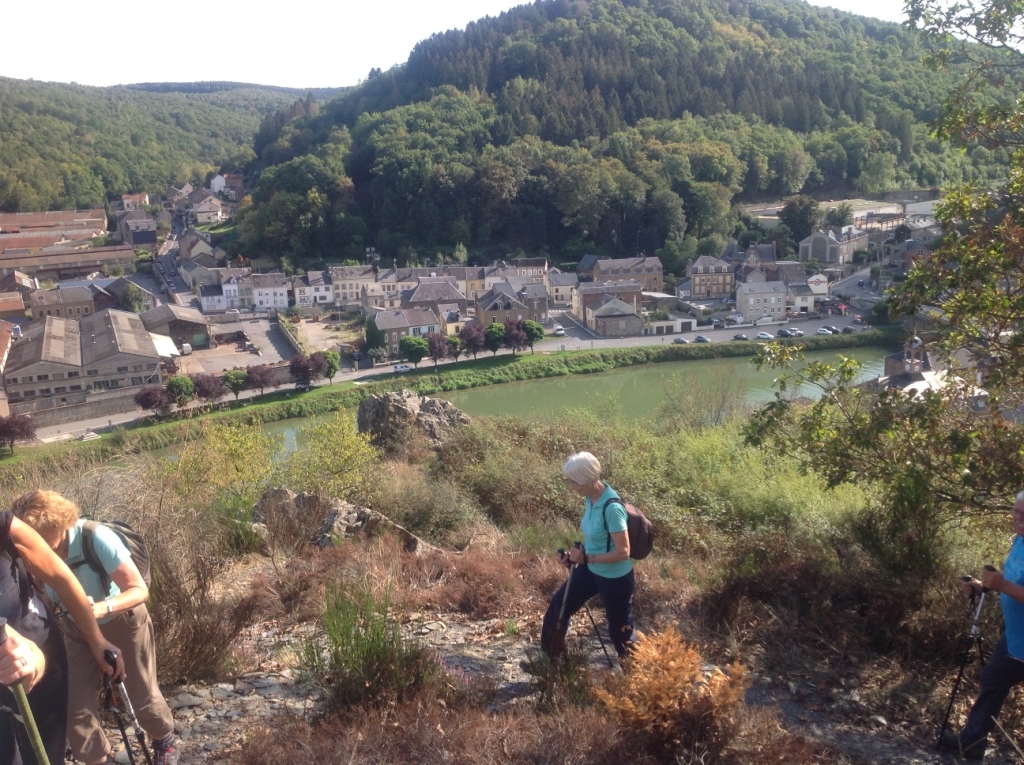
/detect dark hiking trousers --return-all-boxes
[541,564,636,659]
[959,633,1024,756]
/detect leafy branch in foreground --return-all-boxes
[744,343,1024,583]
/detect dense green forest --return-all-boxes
[0,78,317,212]
[237,0,1011,271]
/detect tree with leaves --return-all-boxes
[246,364,277,395]
[778,195,820,243]
[503,319,528,356]
[313,350,340,383]
[120,282,147,313]
[522,320,544,353]
[190,373,229,406]
[135,386,173,415]
[459,322,485,359]
[290,353,325,386]
[223,369,248,400]
[446,334,463,362]
[166,376,195,407]
[823,203,853,228]
[399,335,429,367]
[485,323,505,356]
[0,415,35,455]
[427,331,448,373]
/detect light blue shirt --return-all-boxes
[581,484,633,579]
[45,520,132,625]
[1004,536,1024,659]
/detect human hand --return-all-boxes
[960,576,983,597]
[981,567,1004,593]
[567,544,586,566]
[557,548,572,569]
[0,622,45,691]
[91,641,126,682]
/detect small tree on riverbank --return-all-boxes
[399,336,429,367]
[166,375,195,407]
[0,415,35,455]
[485,323,505,356]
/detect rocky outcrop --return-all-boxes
[356,389,470,448]
[251,487,437,555]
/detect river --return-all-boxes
[254,347,888,446]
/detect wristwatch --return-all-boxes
[106,601,114,615]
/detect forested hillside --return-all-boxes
[238,0,1011,271]
[0,79,318,212]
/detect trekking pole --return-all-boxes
[938,566,994,748]
[0,618,51,765]
[582,602,616,669]
[103,651,154,765]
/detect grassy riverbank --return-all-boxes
[0,329,902,476]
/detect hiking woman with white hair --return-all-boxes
[540,451,637,661]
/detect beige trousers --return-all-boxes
[63,604,174,763]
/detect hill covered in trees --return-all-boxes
[0,78,317,212]
[237,0,1010,272]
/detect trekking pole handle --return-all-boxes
[0,617,6,643]
[104,649,119,670]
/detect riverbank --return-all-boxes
[0,329,902,477]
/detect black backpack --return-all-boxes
[602,496,654,560]
[72,520,152,591]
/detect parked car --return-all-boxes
[825,325,840,334]
[776,328,794,338]
[225,309,241,317]
[394,363,413,373]
[712,320,723,329]
[842,325,856,334]
[554,328,565,336]
[294,382,312,392]
[816,327,833,335]
[694,335,712,343]
[673,337,690,344]
[789,328,805,337]
[755,331,774,340]
[853,315,863,324]
[732,334,748,341]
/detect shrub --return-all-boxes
[597,628,750,760]
[301,581,444,711]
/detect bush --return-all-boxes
[301,581,444,711]
[597,628,750,760]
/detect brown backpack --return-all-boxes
[602,496,654,560]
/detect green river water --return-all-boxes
[258,347,888,449]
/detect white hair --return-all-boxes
[563,452,602,485]
[1016,490,1024,503]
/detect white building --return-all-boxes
[252,273,289,310]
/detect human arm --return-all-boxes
[10,517,126,680]
[568,530,630,565]
[91,560,148,621]
[0,623,46,691]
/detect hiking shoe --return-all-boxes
[153,734,179,765]
[937,727,985,761]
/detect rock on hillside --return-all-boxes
[356,389,470,448]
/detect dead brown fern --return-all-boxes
[597,627,750,761]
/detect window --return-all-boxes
[7,378,15,384]
[70,385,82,392]
[146,364,157,370]
[117,366,129,373]
[54,387,66,393]
[131,377,143,386]
[22,390,35,398]
[87,369,98,376]
[67,371,79,378]
[93,380,110,390]
[36,374,49,381]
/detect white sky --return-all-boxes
[2,0,907,90]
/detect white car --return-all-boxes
[816,327,832,335]
[394,363,413,373]
[755,331,774,340]
[554,327,565,336]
